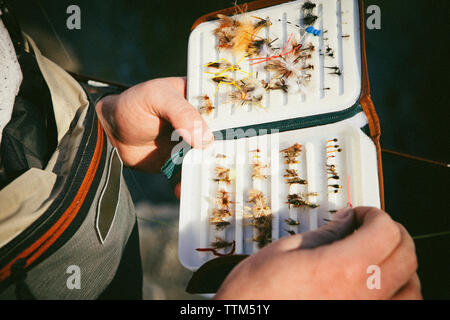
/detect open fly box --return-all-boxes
[166,0,384,282]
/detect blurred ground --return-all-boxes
[135,202,192,299]
[8,0,450,299]
[122,169,200,299]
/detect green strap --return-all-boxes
[161,148,185,181]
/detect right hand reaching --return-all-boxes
[215,207,421,300]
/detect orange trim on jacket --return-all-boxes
[0,119,104,282]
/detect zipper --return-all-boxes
[276,103,364,132]
[0,94,104,288]
[162,102,364,180]
[214,102,364,138]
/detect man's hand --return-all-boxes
[215,207,421,300]
[95,77,214,174]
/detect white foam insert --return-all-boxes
[179,123,380,271]
[187,0,361,132]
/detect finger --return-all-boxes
[372,223,418,299]
[326,207,402,267]
[299,208,355,249]
[152,80,214,149]
[165,77,187,97]
[269,208,355,252]
[391,273,422,300]
[163,95,214,148]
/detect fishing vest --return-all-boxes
[0,1,141,299]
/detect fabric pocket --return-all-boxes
[96,148,122,244]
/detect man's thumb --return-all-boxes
[161,95,214,149]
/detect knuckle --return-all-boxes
[140,79,158,93]
[408,252,419,273]
[395,224,418,273]
[398,222,416,249]
[355,206,383,218]
[383,216,402,245]
[178,102,196,116]
[362,207,396,233]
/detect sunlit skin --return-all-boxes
[95,77,214,196]
[215,207,421,300]
[95,78,421,300]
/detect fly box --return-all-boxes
[166,0,384,276]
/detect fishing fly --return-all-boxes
[302,1,316,11]
[246,188,272,249]
[303,14,318,26]
[285,229,296,236]
[285,218,300,226]
[199,94,215,115]
[213,9,272,55]
[286,194,319,208]
[228,77,266,110]
[206,55,254,98]
[284,169,308,185]
[196,238,236,257]
[213,166,233,184]
[216,189,234,209]
[281,143,303,164]
[261,78,289,92]
[251,155,269,180]
[213,220,231,231]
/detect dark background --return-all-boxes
[8,0,450,299]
